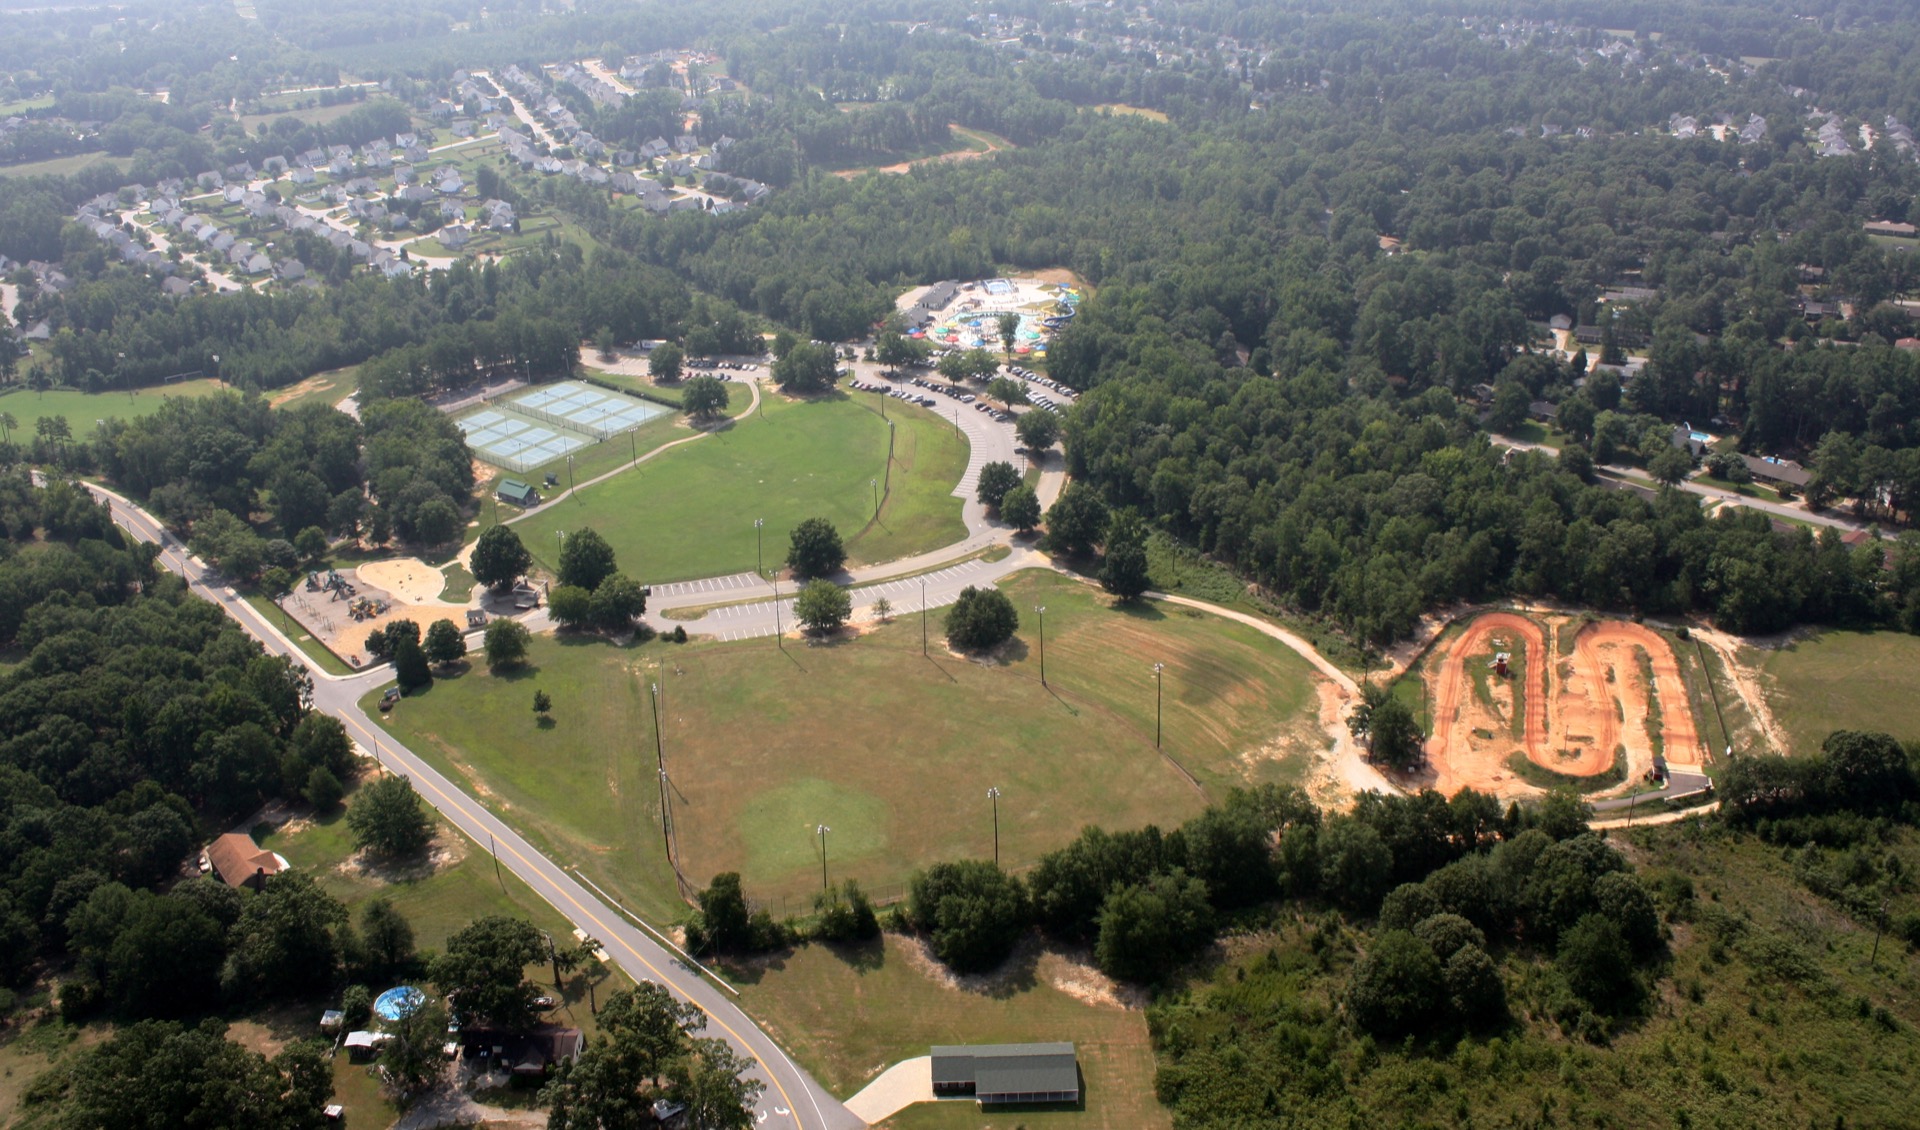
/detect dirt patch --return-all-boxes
[225,1019,288,1058]
[1421,612,1705,798]
[359,558,458,605]
[830,124,1012,178]
[1692,624,1790,755]
[268,373,335,408]
[337,823,469,884]
[1037,949,1147,1010]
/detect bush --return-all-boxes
[814,881,881,942]
[341,984,372,1029]
[1346,929,1443,1034]
[1557,913,1638,1008]
[944,585,1019,651]
[1444,944,1508,1025]
[304,766,344,812]
[908,860,1030,973]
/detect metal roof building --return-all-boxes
[930,1042,1079,1105]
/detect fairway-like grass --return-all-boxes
[1752,629,1920,755]
[513,390,966,583]
[369,570,1327,918]
[0,379,226,434]
[731,934,1168,1130]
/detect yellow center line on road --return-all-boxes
[335,712,810,1130]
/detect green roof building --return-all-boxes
[497,479,540,507]
[930,1043,1079,1105]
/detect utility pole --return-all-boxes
[921,578,928,656]
[815,824,831,891]
[1153,661,1166,748]
[651,682,670,860]
[567,453,576,499]
[987,786,1001,867]
[1035,605,1047,686]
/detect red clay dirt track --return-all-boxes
[1421,612,1703,797]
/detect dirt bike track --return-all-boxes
[1423,612,1704,797]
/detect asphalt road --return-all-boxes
[88,483,867,1130]
[1493,435,1867,533]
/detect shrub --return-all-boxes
[944,585,1019,651]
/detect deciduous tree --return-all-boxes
[346,775,434,858]
[471,525,532,594]
[795,578,851,632]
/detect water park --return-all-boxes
[899,274,1081,358]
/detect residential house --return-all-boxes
[204,832,289,891]
[1739,454,1812,490]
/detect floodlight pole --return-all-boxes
[987,786,1001,867]
[870,477,878,518]
[1153,662,1166,749]
[921,579,928,656]
[567,453,576,499]
[773,576,783,648]
[651,681,671,860]
[816,824,831,891]
[1035,605,1047,686]
[754,518,765,579]
[629,428,637,464]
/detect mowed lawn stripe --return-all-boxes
[371,570,1327,918]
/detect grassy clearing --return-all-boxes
[0,380,227,433]
[0,94,54,115]
[1695,474,1784,503]
[514,391,964,584]
[730,935,1167,1130]
[268,367,356,412]
[236,100,371,133]
[0,152,127,179]
[1751,629,1920,755]
[369,569,1327,918]
[1094,104,1170,122]
[1500,420,1570,449]
[440,562,476,602]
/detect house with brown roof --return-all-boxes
[204,832,289,890]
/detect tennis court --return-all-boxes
[457,408,589,473]
[509,381,668,439]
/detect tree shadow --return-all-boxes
[535,715,556,730]
[1112,597,1167,622]
[488,662,542,682]
[827,935,887,974]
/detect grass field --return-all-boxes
[1751,629,1920,755]
[369,569,1328,918]
[268,368,357,412]
[512,390,966,584]
[0,152,127,179]
[731,935,1168,1130]
[0,380,228,434]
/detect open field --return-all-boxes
[1751,629,1920,754]
[369,569,1328,918]
[236,99,374,133]
[731,934,1168,1130]
[1093,104,1169,122]
[513,391,966,583]
[1414,611,1703,798]
[268,367,357,412]
[0,152,127,179]
[0,379,227,432]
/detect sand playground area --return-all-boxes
[279,558,474,666]
[1417,611,1702,798]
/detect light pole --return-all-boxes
[1035,605,1046,686]
[773,575,783,648]
[651,681,671,859]
[629,427,637,463]
[117,351,130,400]
[210,353,220,387]
[987,786,1001,867]
[921,578,928,656]
[1153,662,1166,748]
[754,518,765,579]
[567,453,576,499]
[870,477,878,518]
[815,824,831,891]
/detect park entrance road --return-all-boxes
[88,484,865,1130]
